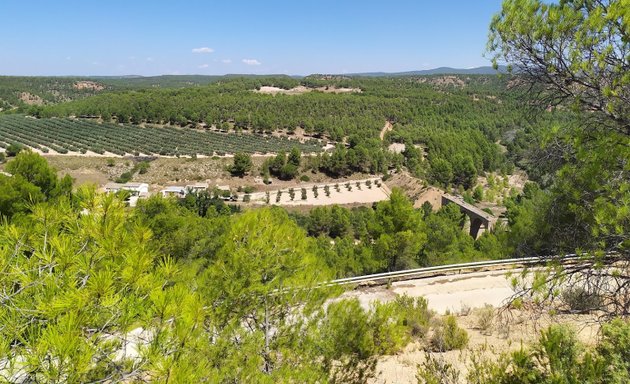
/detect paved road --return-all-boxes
[342,269,518,314]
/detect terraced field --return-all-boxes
[0,115,322,156]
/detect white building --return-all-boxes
[104,182,149,196]
[160,186,187,198]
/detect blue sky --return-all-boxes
[0,0,505,76]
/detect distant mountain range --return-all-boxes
[84,66,510,80]
[344,65,509,77]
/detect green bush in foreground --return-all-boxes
[429,315,469,352]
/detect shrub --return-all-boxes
[243,194,251,203]
[463,191,475,205]
[289,188,295,200]
[561,287,602,313]
[598,319,630,382]
[106,158,116,167]
[394,295,433,339]
[280,163,299,180]
[275,191,282,203]
[300,174,310,182]
[475,304,495,335]
[243,185,255,194]
[6,143,23,157]
[231,152,253,176]
[312,185,318,198]
[370,302,410,354]
[417,353,460,384]
[473,185,484,201]
[301,188,307,200]
[324,185,330,197]
[135,161,150,174]
[115,171,133,183]
[430,315,468,351]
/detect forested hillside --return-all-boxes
[0,74,290,111]
[0,76,110,110]
[18,75,568,186]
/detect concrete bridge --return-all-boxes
[441,194,497,239]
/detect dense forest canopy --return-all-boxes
[1,74,577,187]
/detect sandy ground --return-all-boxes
[374,309,600,384]
[341,270,601,384]
[247,178,390,206]
[254,85,361,95]
[382,172,444,210]
[388,143,405,154]
[380,121,393,141]
[413,187,443,210]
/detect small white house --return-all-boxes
[104,182,149,198]
[160,186,187,198]
[103,182,149,207]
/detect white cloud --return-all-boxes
[222,59,232,64]
[65,56,71,61]
[146,57,154,62]
[198,64,209,69]
[242,59,261,66]
[192,47,214,53]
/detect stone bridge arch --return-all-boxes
[441,194,497,239]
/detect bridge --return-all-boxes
[441,193,497,239]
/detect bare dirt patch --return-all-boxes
[417,76,467,88]
[18,92,44,105]
[60,168,110,187]
[387,143,405,153]
[255,86,311,95]
[254,85,361,95]
[246,178,390,206]
[379,121,393,141]
[73,81,105,91]
[383,172,443,209]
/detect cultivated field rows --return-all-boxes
[0,115,322,156]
